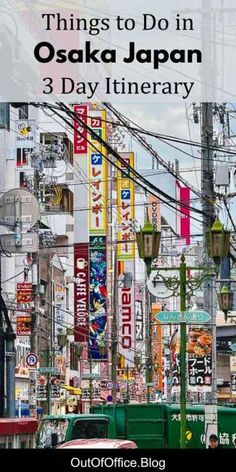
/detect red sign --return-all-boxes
[17,283,33,311]
[73,105,88,154]
[74,243,89,342]
[16,315,32,336]
[180,186,190,245]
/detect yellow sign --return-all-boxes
[88,110,107,234]
[117,153,135,260]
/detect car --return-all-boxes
[56,438,138,449]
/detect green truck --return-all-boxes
[36,403,236,449]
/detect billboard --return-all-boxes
[73,104,88,155]
[118,260,135,365]
[88,110,107,234]
[89,236,107,360]
[117,153,135,260]
[16,314,32,336]
[17,282,33,311]
[74,243,89,342]
[187,327,212,391]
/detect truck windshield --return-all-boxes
[71,419,108,439]
[37,419,69,448]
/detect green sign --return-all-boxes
[230,343,236,352]
[156,311,212,324]
[38,367,60,375]
[81,373,100,379]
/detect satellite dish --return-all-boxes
[0,188,39,231]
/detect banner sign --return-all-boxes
[89,236,107,360]
[88,110,107,234]
[148,195,161,231]
[73,104,88,154]
[15,119,36,148]
[187,327,212,391]
[55,283,65,329]
[118,260,135,365]
[151,307,163,391]
[16,315,32,336]
[17,283,33,311]
[117,152,135,260]
[74,243,89,342]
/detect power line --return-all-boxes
[33,102,205,224]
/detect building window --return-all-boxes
[0,103,10,130]
[16,148,31,167]
[19,104,29,119]
[19,172,25,188]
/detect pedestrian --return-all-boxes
[208,434,221,449]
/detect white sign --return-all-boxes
[15,119,36,148]
[230,356,236,373]
[26,353,38,367]
[147,270,178,299]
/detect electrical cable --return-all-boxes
[34,102,205,224]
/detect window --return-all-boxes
[19,104,29,119]
[71,419,108,440]
[20,440,27,449]
[37,419,69,448]
[66,224,74,232]
[19,171,25,188]
[0,103,10,130]
[16,148,31,167]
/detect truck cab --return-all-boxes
[36,414,116,449]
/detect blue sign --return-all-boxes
[156,310,212,324]
[121,189,130,200]
[91,153,102,165]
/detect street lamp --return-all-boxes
[136,216,219,448]
[206,219,230,266]
[136,215,161,276]
[217,285,233,322]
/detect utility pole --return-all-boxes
[126,365,130,403]
[179,255,187,450]
[0,257,5,417]
[201,106,216,406]
[89,355,93,410]
[111,248,118,404]
[146,284,152,404]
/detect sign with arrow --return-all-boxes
[155,310,212,324]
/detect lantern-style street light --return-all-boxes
[136,215,219,449]
[136,214,161,276]
[217,286,233,322]
[206,219,230,266]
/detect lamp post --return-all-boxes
[136,214,161,403]
[136,216,228,448]
[217,286,233,322]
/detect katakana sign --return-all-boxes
[16,314,32,336]
[73,104,88,154]
[89,110,107,234]
[117,153,135,260]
